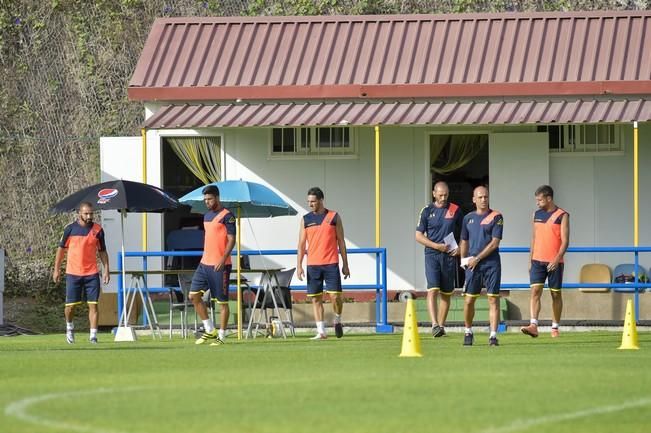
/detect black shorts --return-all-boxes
[530,260,564,290]
[464,260,501,297]
[190,263,232,303]
[307,263,342,296]
[66,274,100,305]
[424,251,456,294]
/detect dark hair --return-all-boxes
[307,187,324,200]
[202,185,220,196]
[535,185,554,199]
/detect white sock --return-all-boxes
[203,319,215,333]
[551,322,559,329]
[90,328,97,338]
[465,327,472,334]
[316,321,325,334]
[490,331,497,338]
[218,329,225,340]
[66,322,74,331]
[334,314,341,324]
[530,319,538,325]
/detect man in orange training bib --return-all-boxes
[521,185,570,339]
[191,185,236,346]
[53,202,110,344]
[297,187,350,340]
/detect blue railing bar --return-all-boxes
[499,246,651,253]
[122,248,386,258]
[501,283,650,289]
[117,247,391,333]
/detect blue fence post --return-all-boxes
[376,248,393,333]
[634,249,640,323]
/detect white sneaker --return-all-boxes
[66,331,75,344]
[310,333,327,340]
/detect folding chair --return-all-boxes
[166,229,203,338]
[579,264,611,293]
[248,268,296,338]
[613,264,648,293]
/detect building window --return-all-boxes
[539,124,623,154]
[270,127,356,158]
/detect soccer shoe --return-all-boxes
[520,323,539,338]
[432,325,446,338]
[195,329,218,345]
[210,338,225,347]
[66,331,75,344]
[489,336,499,346]
[310,333,327,340]
[89,337,98,344]
[551,327,560,338]
[463,333,474,346]
[334,323,344,338]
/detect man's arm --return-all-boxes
[53,247,66,283]
[215,234,236,271]
[529,214,536,271]
[98,250,110,284]
[549,213,570,271]
[414,207,447,252]
[459,239,468,259]
[296,219,307,281]
[415,231,448,253]
[335,215,350,279]
[468,238,501,270]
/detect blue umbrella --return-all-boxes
[179,180,297,217]
[179,180,297,339]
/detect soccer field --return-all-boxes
[1,331,649,433]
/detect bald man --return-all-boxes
[416,181,462,338]
[459,186,503,347]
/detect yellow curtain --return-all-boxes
[167,137,221,184]
[431,135,485,175]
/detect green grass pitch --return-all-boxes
[1,331,649,433]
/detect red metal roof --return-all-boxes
[129,12,651,102]
[143,98,651,128]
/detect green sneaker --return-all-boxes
[210,338,225,347]
[195,329,218,345]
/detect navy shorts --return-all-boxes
[66,274,100,305]
[464,260,501,297]
[530,260,564,290]
[425,252,457,294]
[190,263,232,304]
[307,263,342,296]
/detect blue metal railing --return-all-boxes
[500,246,651,320]
[116,247,393,333]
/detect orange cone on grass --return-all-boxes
[399,298,423,357]
[618,299,639,350]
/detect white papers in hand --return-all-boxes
[460,256,474,269]
[443,232,458,252]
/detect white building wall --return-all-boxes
[100,121,651,292]
[549,122,651,282]
[221,126,427,291]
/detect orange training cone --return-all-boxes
[618,299,640,350]
[399,298,423,357]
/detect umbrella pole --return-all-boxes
[237,207,242,340]
[121,210,127,327]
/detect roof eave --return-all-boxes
[128,81,651,103]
